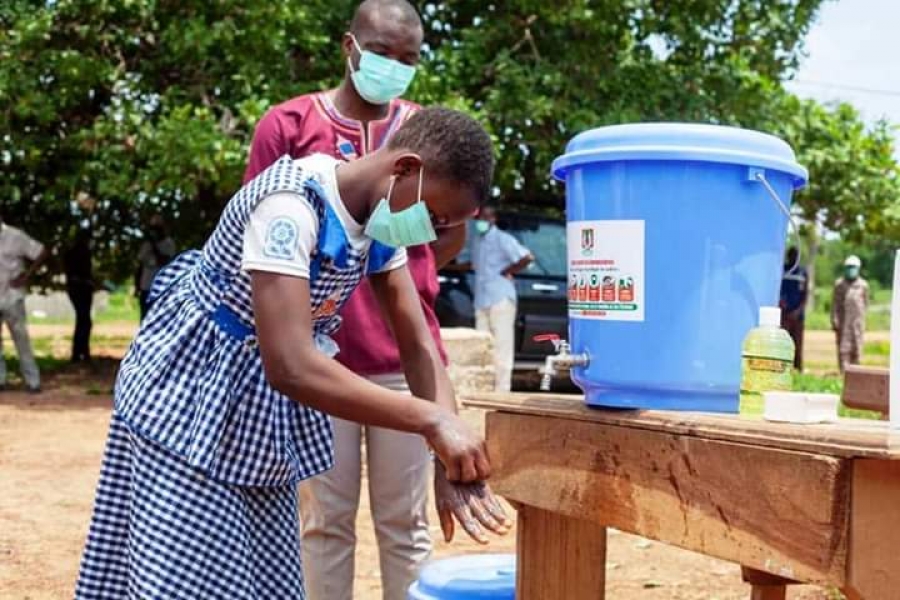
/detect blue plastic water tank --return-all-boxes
[552,123,808,412]
[407,554,516,600]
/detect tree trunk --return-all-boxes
[805,217,823,312]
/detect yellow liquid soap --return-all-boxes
[740,306,795,415]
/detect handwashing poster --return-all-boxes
[567,220,645,321]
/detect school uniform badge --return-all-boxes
[312,291,342,320]
[264,217,299,260]
[336,136,359,161]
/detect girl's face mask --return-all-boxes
[364,167,437,248]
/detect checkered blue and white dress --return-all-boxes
[75,155,397,599]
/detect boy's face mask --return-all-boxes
[474,219,491,235]
[845,266,860,280]
[348,35,416,105]
[364,167,437,248]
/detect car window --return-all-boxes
[507,222,567,278]
[452,218,567,279]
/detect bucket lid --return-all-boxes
[413,554,516,599]
[552,123,808,189]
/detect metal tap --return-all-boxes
[534,334,590,391]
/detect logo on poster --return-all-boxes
[580,227,594,257]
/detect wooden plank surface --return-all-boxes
[487,412,852,585]
[465,393,900,459]
[843,366,889,416]
[516,505,607,600]
[844,460,900,600]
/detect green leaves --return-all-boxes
[1,0,346,282]
[1,0,895,284]
[766,94,900,241]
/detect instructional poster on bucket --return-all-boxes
[567,220,645,321]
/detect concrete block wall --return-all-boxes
[441,327,495,397]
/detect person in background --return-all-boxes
[832,255,869,373]
[243,2,468,598]
[135,214,176,319]
[471,205,533,392]
[64,228,94,363]
[0,216,48,392]
[779,246,808,371]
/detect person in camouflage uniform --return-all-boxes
[832,255,869,372]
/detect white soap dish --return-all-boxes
[763,392,840,424]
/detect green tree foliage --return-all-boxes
[761,94,900,303]
[1,0,896,283]
[417,0,823,204]
[2,0,351,281]
[766,94,900,241]
[814,238,896,291]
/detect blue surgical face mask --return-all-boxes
[845,266,860,280]
[348,35,416,105]
[364,167,437,248]
[474,220,491,235]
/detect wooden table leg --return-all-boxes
[843,460,900,600]
[516,504,607,600]
[742,567,792,600]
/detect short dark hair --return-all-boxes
[389,107,495,205]
[351,0,421,34]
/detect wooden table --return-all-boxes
[465,393,900,600]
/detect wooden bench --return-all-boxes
[466,393,900,599]
[843,366,889,417]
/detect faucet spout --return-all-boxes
[534,335,589,391]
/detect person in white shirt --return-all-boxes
[470,206,533,392]
[0,217,48,392]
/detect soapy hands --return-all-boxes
[434,461,512,544]
[425,410,492,483]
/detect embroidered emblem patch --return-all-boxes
[312,291,343,320]
[336,136,358,161]
[264,217,299,260]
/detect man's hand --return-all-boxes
[502,254,534,281]
[434,462,511,544]
[10,274,28,288]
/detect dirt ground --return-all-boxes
[0,324,862,599]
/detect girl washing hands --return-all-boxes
[75,107,510,599]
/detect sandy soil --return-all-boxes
[0,325,854,599]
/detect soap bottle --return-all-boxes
[740,306,796,414]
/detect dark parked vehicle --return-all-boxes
[435,213,568,370]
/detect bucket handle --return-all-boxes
[749,167,802,275]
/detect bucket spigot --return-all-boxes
[534,334,590,391]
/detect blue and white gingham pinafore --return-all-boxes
[75,155,397,599]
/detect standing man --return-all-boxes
[135,214,176,320]
[64,228,94,363]
[243,2,467,599]
[0,216,48,392]
[832,255,869,373]
[779,246,808,371]
[472,206,533,392]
